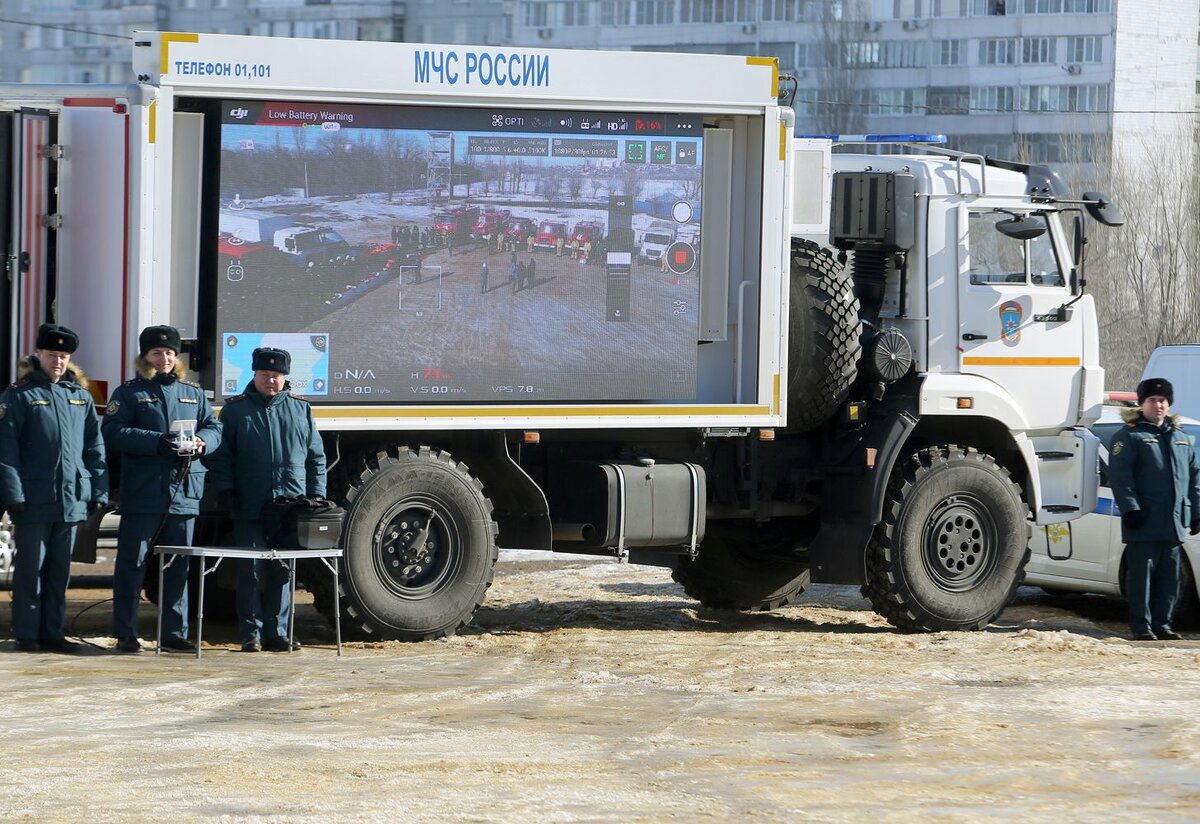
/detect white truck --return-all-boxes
[0,33,1123,635]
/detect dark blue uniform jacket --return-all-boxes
[102,369,222,515]
[0,359,108,524]
[1110,410,1200,543]
[209,382,326,521]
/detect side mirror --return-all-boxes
[996,216,1046,241]
[1082,191,1125,227]
[1071,214,1085,293]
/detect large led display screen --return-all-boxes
[213,100,705,403]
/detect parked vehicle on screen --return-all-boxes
[638,225,675,262]
[433,205,480,237]
[533,220,568,249]
[473,208,511,238]
[503,216,537,246]
[570,220,605,246]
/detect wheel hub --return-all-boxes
[922,496,997,593]
[380,510,442,586]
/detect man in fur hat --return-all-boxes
[1109,377,1200,640]
[0,323,108,653]
[209,347,326,652]
[103,325,221,654]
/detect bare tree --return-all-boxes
[1081,129,1200,388]
[811,0,871,136]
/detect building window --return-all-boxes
[928,86,969,114]
[599,0,632,24]
[762,0,802,21]
[522,1,549,27]
[1023,0,1111,12]
[969,85,1017,112]
[862,87,928,115]
[968,0,1008,14]
[932,39,964,65]
[1021,83,1109,112]
[978,38,1016,65]
[680,0,757,23]
[760,41,797,69]
[1066,35,1103,62]
[636,0,675,24]
[1022,37,1056,64]
[930,0,969,17]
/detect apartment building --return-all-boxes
[0,0,401,85]
[494,0,1198,165]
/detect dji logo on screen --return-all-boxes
[230,107,249,119]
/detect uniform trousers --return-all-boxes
[113,513,193,641]
[12,521,77,642]
[233,520,292,642]
[1125,541,1181,635]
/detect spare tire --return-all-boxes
[787,239,861,432]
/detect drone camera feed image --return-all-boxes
[213,100,705,404]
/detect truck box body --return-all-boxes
[1,33,785,432]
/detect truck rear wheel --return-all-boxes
[787,239,861,433]
[331,446,499,641]
[864,445,1030,632]
[672,520,810,611]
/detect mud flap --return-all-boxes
[809,408,918,585]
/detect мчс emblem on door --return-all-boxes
[999,300,1023,345]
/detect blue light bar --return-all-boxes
[794,133,948,144]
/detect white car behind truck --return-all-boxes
[0,34,1124,639]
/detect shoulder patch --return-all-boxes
[1112,440,1124,456]
[105,399,121,416]
[0,403,6,420]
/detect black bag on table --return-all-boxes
[260,496,345,549]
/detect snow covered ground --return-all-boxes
[2,556,1198,820]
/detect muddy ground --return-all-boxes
[2,553,1199,821]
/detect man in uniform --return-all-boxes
[103,325,222,654]
[210,347,326,652]
[1109,377,1200,640]
[0,324,107,653]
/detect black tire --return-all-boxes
[330,445,498,641]
[786,239,862,433]
[864,445,1031,631]
[672,520,810,611]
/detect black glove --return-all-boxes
[1191,518,1200,536]
[4,501,25,515]
[87,500,105,517]
[1121,509,1147,531]
[156,433,179,457]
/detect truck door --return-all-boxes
[957,208,1082,429]
[3,109,54,385]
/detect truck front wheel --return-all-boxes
[864,445,1030,631]
[672,520,810,611]
[332,446,499,641]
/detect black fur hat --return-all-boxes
[252,347,291,375]
[139,325,181,356]
[1137,377,1174,405]
[35,323,79,354]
